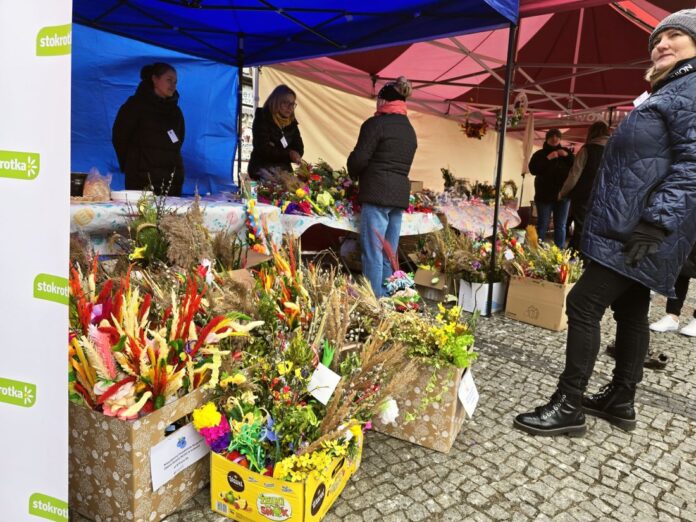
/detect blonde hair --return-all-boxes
[264,84,297,115]
[646,30,696,88]
[390,76,412,99]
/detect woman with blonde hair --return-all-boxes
[348,76,417,297]
[514,9,696,436]
[248,84,304,179]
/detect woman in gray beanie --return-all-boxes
[514,9,696,437]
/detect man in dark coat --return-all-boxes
[528,128,574,247]
[113,63,185,196]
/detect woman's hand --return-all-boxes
[288,150,302,164]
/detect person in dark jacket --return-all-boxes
[529,128,574,247]
[559,121,610,253]
[112,62,185,196]
[514,9,696,437]
[649,244,696,336]
[347,76,417,297]
[247,85,304,180]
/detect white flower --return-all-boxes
[504,248,515,261]
[378,398,399,425]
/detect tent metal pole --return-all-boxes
[236,35,245,187]
[487,22,519,315]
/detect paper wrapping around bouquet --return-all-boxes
[210,431,363,521]
[69,387,210,521]
[505,276,575,331]
[373,362,466,453]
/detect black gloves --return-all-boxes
[623,221,667,267]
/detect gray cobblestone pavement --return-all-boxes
[72,289,696,521]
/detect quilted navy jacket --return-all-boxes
[582,60,696,297]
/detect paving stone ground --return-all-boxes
[72,287,696,522]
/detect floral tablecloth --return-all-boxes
[280,211,443,237]
[70,198,283,254]
[438,201,520,237]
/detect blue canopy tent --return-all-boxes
[72,0,519,307]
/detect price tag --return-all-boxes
[308,363,341,405]
[458,369,479,418]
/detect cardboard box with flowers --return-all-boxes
[193,241,417,521]
[68,260,262,521]
[503,227,584,331]
[371,304,478,453]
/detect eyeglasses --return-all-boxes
[280,101,298,109]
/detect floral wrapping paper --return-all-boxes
[70,199,283,255]
[69,388,209,521]
[373,362,467,454]
[438,201,520,237]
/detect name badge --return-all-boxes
[633,91,650,108]
[167,129,179,143]
[280,135,289,149]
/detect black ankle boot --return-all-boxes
[513,391,586,436]
[582,382,636,431]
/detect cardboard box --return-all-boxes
[410,180,424,193]
[373,362,466,453]
[505,276,574,331]
[210,431,363,521]
[458,280,507,316]
[413,268,459,302]
[69,388,210,521]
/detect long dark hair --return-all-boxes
[585,121,610,143]
[140,62,176,89]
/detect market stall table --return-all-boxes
[280,210,443,237]
[438,200,521,237]
[70,197,283,254]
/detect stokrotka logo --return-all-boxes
[36,24,72,56]
[28,493,68,521]
[34,274,69,305]
[0,377,36,408]
[0,150,40,180]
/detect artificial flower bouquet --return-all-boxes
[255,160,358,219]
[371,304,479,452]
[68,259,261,419]
[195,240,416,520]
[503,227,583,331]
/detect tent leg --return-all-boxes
[487,22,519,315]
[235,35,245,187]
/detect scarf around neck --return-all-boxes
[375,100,407,116]
[272,112,294,129]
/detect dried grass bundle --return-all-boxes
[212,227,244,270]
[159,196,214,269]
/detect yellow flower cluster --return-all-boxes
[273,449,335,483]
[192,402,221,430]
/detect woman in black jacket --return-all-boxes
[515,9,696,436]
[112,62,185,196]
[248,85,304,179]
[347,76,417,297]
[559,121,610,253]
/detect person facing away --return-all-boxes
[347,76,417,298]
[559,121,611,253]
[514,8,696,437]
[247,84,304,180]
[112,62,185,196]
[528,128,575,247]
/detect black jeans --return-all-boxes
[569,199,588,254]
[558,262,650,397]
[666,275,694,317]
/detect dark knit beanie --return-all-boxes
[649,9,696,51]
[377,84,406,102]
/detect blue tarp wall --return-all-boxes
[71,24,238,195]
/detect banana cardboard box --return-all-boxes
[210,431,363,522]
[69,387,210,521]
[373,362,466,453]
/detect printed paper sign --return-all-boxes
[458,369,479,418]
[308,363,341,405]
[150,422,209,491]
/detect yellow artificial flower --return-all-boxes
[220,373,246,387]
[192,402,222,430]
[128,245,148,261]
[295,188,307,198]
[277,361,293,376]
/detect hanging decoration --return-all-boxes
[459,112,488,140]
[495,92,528,130]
